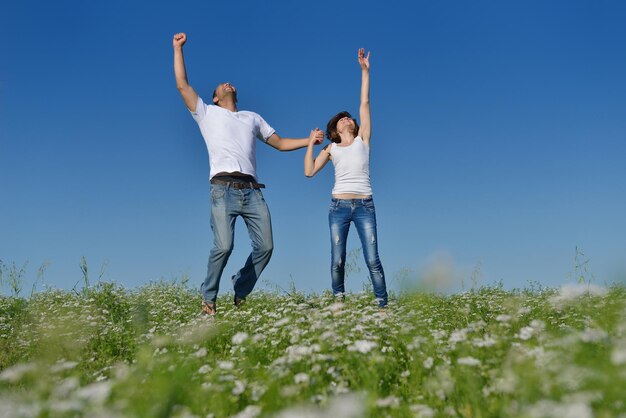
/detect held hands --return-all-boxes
[173,33,187,49]
[358,48,370,70]
[309,128,324,145]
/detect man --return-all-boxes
[173,32,322,315]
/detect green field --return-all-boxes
[1,282,625,417]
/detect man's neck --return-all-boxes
[218,98,237,112]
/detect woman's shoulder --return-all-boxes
[355,136,371,152]
[355,136,369,147]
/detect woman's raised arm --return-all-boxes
[358,48,371,144]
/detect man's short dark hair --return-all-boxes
[326,111,359,144]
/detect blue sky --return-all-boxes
[1,0,625,296]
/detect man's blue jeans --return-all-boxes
[328,198,388,308]
[201,183,273,303]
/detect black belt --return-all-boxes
[210,178,266,189]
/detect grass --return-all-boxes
[0,282,625,417]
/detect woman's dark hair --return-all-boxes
[325,111,359,143]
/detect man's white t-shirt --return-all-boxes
[191,96,275,180]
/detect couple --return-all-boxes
[173,33,388,315]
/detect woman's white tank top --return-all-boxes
[329,136,372,196]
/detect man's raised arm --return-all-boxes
[173,33,199,112]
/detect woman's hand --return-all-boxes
[358,48,370,71]
[309,128,324,145]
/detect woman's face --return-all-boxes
[336,116,355,133]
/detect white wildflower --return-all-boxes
[285,344,320,362]
[407,336,426,350]
[49,400,83,413]
[153,336,170,347]
[347,340,378,354]
[0,396,41,417]
[251,383,267,401]
[431,329,447,342]
[563,391,604,405]
[287,345,315,356]
[376,395,400,408]
[449,329,468,344]
[490,369,517,394]
[114,363,130,380]
[581,328,607,343]
[423,357,434,369]
[50,360,78,373]
[75,381,112,405]
[518,326,534,340]
[95,371,109,382]
[194,347,208,358]
[472,335,497,347]
[274,317,291,327]
[232,380,246,396]
[611,347,626,365]
[496,314,512,323]
[320,330,337,341]
[530,319,546,331]
[410,404,435,418]
[170,405,197,418]
[0,363,37,383]
[294,373,310,385]
[525,399,592,418]
[198,365,211,374]
[457,356,481,366]
[231,405,261,418]
[525,346,553,367]
[53,377,80,398]
[232,332,249,345]
[550,284,608,307]
[327,302,345,313]
[274,393,364,418]
[218,361,234,370]
[444,406,457,416]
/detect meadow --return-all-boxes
[1,279,625,417]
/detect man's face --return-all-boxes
[213,82,237,104]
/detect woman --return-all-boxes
[304,48,388,309]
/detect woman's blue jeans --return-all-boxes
[201,183,273,304]
[328,198,388,308]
